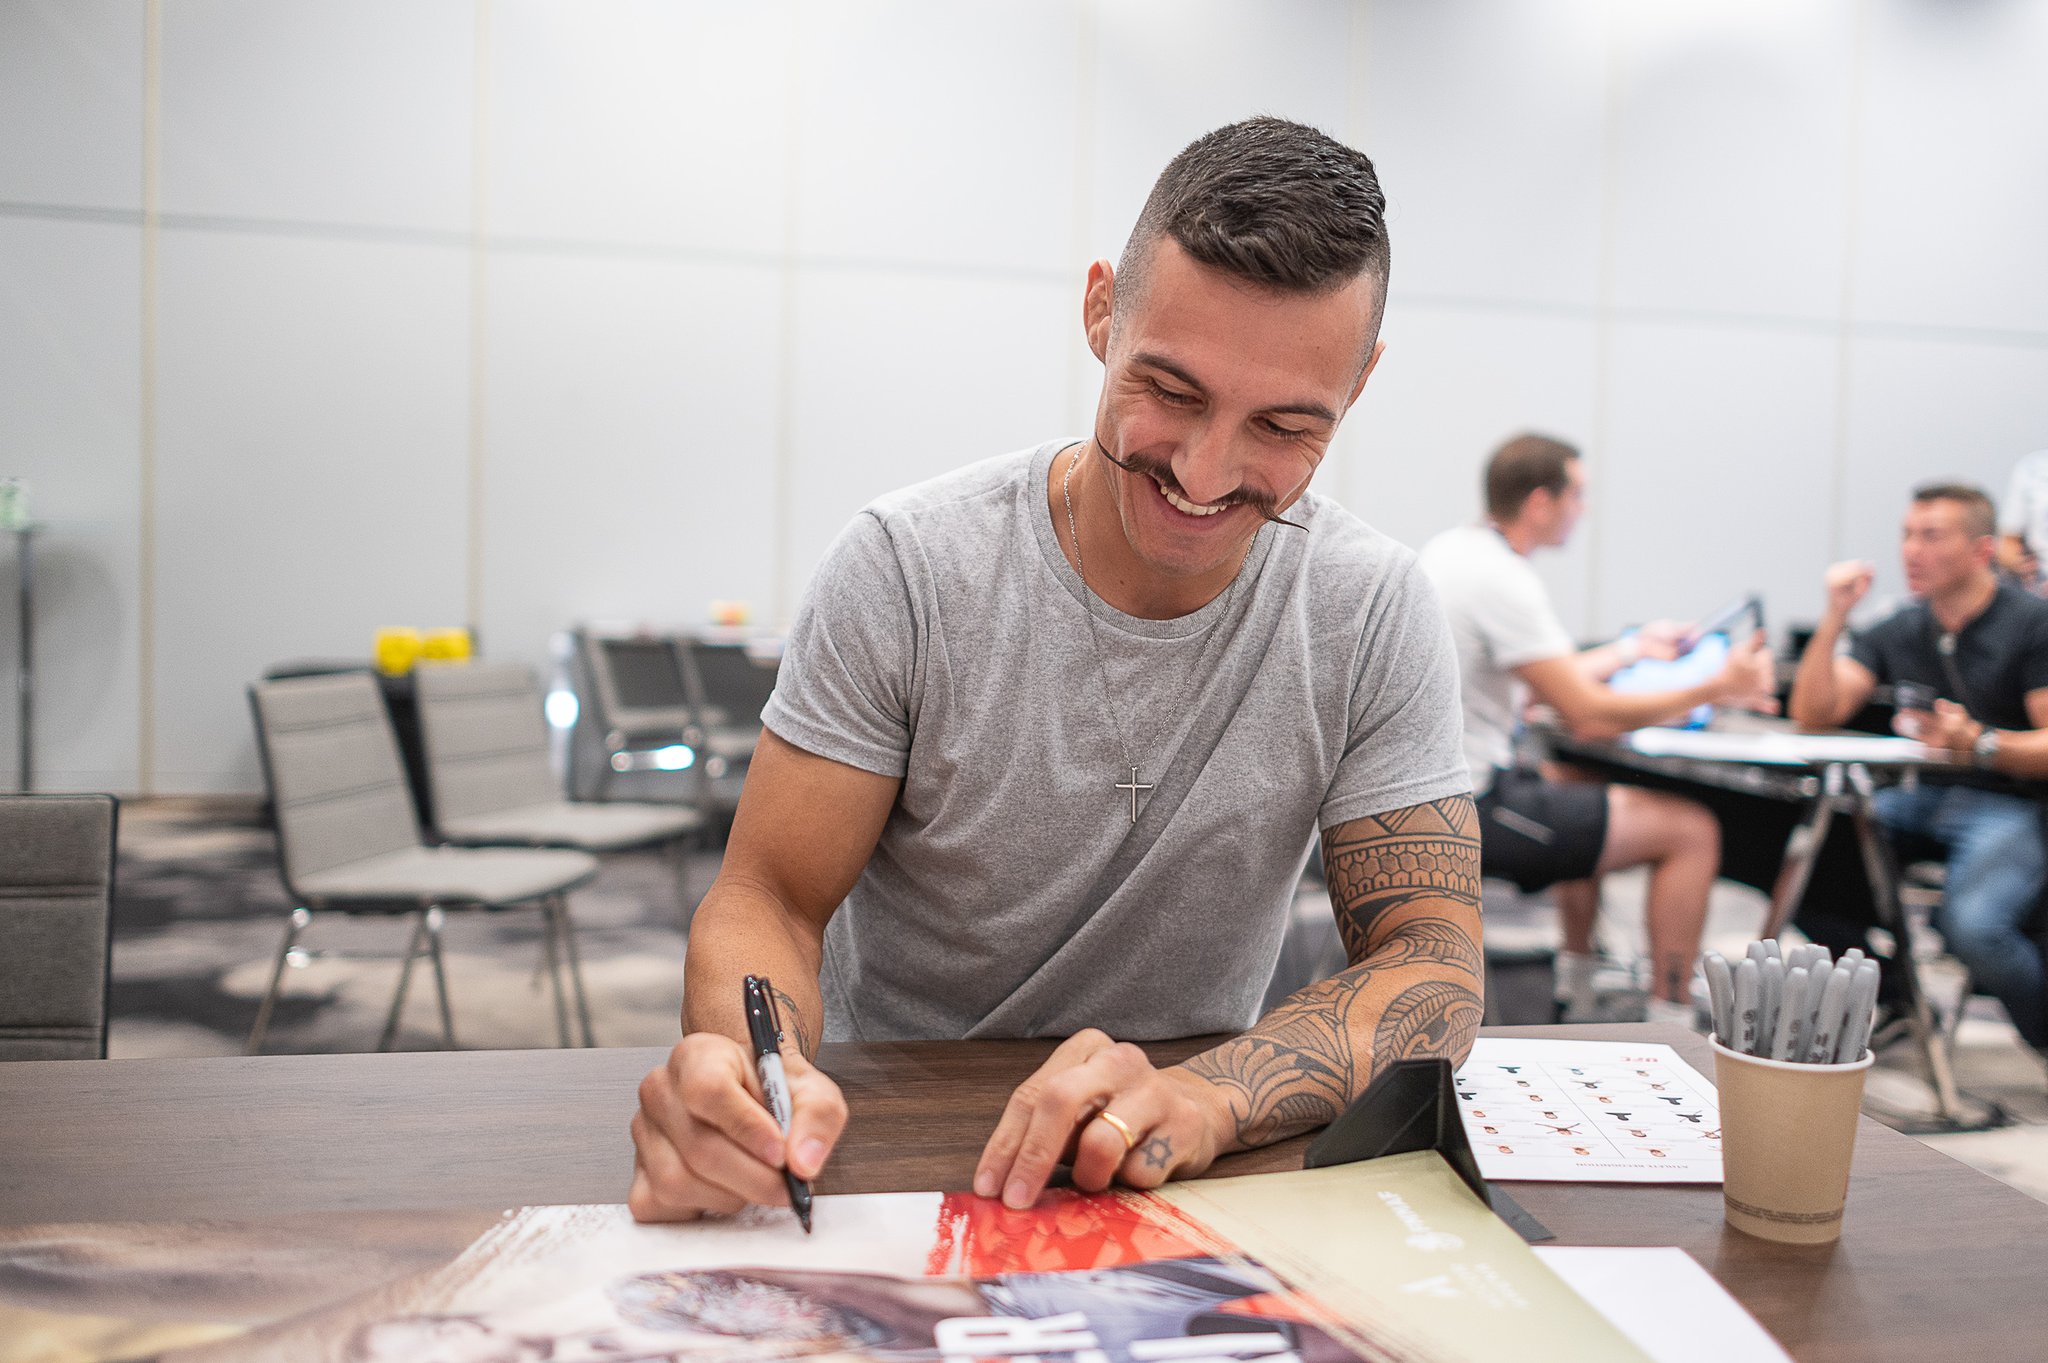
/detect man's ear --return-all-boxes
[1083,260,1115,363]
[1346,337,1387,411]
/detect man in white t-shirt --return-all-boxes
[1997,448,2048,590]
[1419,434,1776,1021]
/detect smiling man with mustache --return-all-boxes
[630,117,1481,1223]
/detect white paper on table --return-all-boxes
[1624,728,1934,767]
[1534,1247,1792,1363]
[1456,1039,1722,1183]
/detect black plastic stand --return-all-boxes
[1303,1058,1553,1244]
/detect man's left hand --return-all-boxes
[1919,699,1984,757]
[971,1029,1228,1209]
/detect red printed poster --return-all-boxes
[341,1189,1400,1363]
[1,1162,1649,1363]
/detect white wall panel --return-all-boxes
[795,0,1085,274]
[1335,304,1601,636]
[159,0,473,231]
[13,0,2048,795]
[1087,0,1352,265]
[0,218,142,790]
[783,268,1072,603]
[480,250,782,662]
[488,0,793,253]
[1597,321,1841,635]
[1361,0,1609,311]
[0,0,144,211]
[153,229,470,792]
[1609,1,1856,322]
[1853,0,2048,334]
[1839,336,2048,608]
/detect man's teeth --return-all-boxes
[1159,483,1225,517]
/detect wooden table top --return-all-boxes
[3,1024,2045,1361]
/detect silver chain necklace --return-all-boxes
[1060,443,1255,824]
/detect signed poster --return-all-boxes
[4,1158,1646,1363]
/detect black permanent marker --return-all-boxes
[742,974,813,1233]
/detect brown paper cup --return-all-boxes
[1712,1035,1873,1244]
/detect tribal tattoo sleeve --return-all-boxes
[769,983,818,1060]
[1179,795,1484,1151]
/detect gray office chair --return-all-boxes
[247,673,600,1054]
[414,660,704,857]
[0,794,116,1060]
[573,630,706,802]
[676,634,777,781]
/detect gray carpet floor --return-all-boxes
[111,798,712,1057]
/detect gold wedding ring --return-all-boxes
[1094,1109,1139,1154]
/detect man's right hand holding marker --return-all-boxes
[629,1032,847,1223]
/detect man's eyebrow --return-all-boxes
[1132,350,1338,425]
[1132,351,1207,393]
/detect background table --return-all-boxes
[3,1025,2046,1361]
[1542,716,1988,1126]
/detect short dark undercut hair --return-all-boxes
[1485,434,1580,521]
[1116,116,1391,336]
[1912,481,1996,539]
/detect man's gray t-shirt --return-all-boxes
[762,440,1469,1042]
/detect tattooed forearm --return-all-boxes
[1183,951,1484,1147]
[1375,978,1483,1058]
[769,984,817,1059]
[1180,795,1484,1151]
[1323,796,1482,961]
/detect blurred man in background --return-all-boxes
[1790,482,2048,1058]
[1422,434,1776,1025]
[1997,447,2048,591]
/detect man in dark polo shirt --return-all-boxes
[1789,482,2048,1055]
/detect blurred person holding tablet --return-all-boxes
[1420,434,1776,1023]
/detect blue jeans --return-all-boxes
[1874,783,2048,1050]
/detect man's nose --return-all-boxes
[1171,422,1247,506]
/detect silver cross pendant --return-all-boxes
[1114,765,1154,824]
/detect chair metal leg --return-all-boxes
[246,906,312,1055]
[540,900,573,1049]
[1847,765,1966,1121]
[424,906,458,1051]
[553,894,597,1047]
[1942,968,1975,1050]
[1762,768,1842,939]
[378,914,429,1052]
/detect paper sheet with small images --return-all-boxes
[1455,1039,1723,1183]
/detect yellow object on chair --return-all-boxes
[422,627,474,663]
[374,627,424,676]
